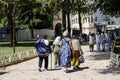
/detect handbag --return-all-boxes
[78,54,85,63]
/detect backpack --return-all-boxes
[35,39,52,56]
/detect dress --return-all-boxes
[60,37,71,67]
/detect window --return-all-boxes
[95,17,97,22]
[88,17,90,23]
[91,16,93,22]
[108,21,110,25]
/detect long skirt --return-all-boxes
[60,46,71,67]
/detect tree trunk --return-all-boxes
[5,3,14,46]
[5,3,17,46]
[66,12,71,37]
[62,1,66,32]
[30,27,34,39]
[78,6,82,38]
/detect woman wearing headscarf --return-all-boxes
[53,35,61,68]
[59,31,73,73]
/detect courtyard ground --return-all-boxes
[0,45,120,80]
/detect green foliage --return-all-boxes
[0,0,60,29]
[0,0,7,28]
[16,0,42,29]
[95,0,120,17]
[71,0,88,13]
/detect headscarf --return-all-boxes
[63,30,68,37]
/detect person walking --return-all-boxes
[71,35,83,70]
[52,35,61,68]
[89,33,95,52]
[59,31,73,73]
[35,35,52,72]
[96,32,101,52]
[106,32,112,51]
[101,32,106,52]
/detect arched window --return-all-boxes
[91,16,93,22]
[95,17,97,22]
[85,17,87,23]
[88,17,90,23]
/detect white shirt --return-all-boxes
[96,34,101,43]
[53,36,61,45]
[44,39,49,46]
[72,39,80,50]
[89,35,94,44]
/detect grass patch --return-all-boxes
[0,41,36,55]
[0,40,53,55]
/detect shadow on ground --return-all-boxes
[0,72,8,75]
[67,66,89,73]
[88,51,111,60]
[48,68,62,71]
[96,66,120,74]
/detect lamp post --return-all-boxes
[7,0,19,53]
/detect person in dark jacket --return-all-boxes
[35,35,51,72]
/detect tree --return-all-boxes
[71,0,88,37]
[0,0,60,46]
[16,0,42,38]
[16,0,58,38]
[59,0,74,37]
[0,1,7,28]
[95,0,120,17]
[65,0,72,37]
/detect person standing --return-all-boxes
[106,32,112,51]
[52,35,61,68]
[35,35,51,72]
[96,32,101,52]
[101,32,106,52]
[59,31,73,73]
[89,33,95,52]
[71,35,83,70]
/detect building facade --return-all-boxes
[71,10,120,36]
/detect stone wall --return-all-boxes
[18,29,54,40]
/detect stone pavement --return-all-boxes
[0,45,120,80]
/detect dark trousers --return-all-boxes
[38,56,48,69]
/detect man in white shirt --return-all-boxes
[96,32,101,52]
